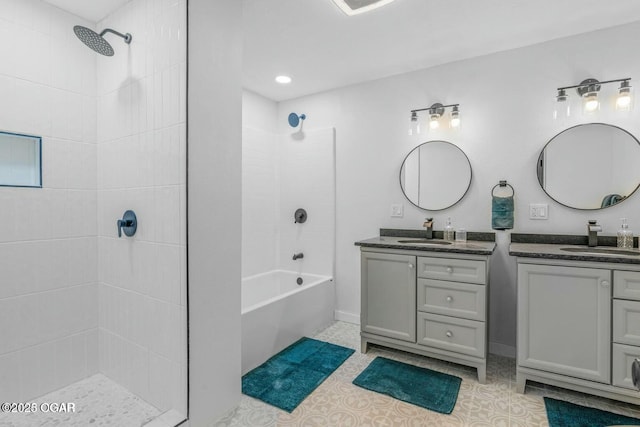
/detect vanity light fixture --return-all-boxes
[409,103,460,134]
[555,77,632,116]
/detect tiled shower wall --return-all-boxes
[0,1,98,403]
[96,0,187,416]
[242,92,335,279]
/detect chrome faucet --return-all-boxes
[423,218,434,239]
[587,220,602,247]
[292,253,304,260]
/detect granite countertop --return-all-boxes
[355,236,496,255]
[509,242,640,264]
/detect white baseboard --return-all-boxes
[489,341,516,358]
[334,310,359,325]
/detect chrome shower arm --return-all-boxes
[100,28,132,44]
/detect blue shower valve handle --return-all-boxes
[117,210,137,238]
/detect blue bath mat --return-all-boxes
[352,356,461,414]
[544,397,640,427]
[241,337,354,412]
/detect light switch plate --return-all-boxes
[529,203,548,220]
[391,204,404,218]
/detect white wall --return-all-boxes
[188,0,243,424]
[242,91,279,277]
[276,21,640,354]
[96,0,187,416]
[0,0,98,403]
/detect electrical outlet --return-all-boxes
[529,203,548,220]
[390,204,404,218]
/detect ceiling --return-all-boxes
[43,0,130,23]
[41,0,640,102]
[243,0,640,101]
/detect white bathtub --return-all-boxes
[241,270,335,374]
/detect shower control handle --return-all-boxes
[117,210,137,238]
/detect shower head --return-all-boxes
[73,25,132,56]
[288,113,306,128]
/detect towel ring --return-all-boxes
[492,180,514,197]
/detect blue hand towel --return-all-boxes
[601,194,623,208]
[492,195,514,230]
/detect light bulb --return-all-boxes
[553,89,571,120]
[408,111,420,135]
[583,93,599,113]
[616,81,632,111]
[617,94,631,109]
[450,106,460,128]
[408,121,421,136]
[429,115,440,130]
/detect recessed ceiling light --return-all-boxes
[275,75,292,84]
[331,0,396,16]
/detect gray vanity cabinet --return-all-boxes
[517,263,611,384]
[360,247,491,383]
[361,251,416,342]
[515,257,640,405]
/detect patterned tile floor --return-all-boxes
[216,321,640,426]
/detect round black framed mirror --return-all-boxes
[399,140,472,211]
[537,123,640,210]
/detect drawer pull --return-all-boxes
[601,280,610,288]
[446,296,453,303]
[445,331,453,338]
[408,263,414,269]
[633,358,640,390]
[446,267,453,273]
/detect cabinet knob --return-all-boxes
[446,331,453,338]
[446,296,453,303]
[446,267,453,273]
[408,263,414,269]
[601,280,610,288]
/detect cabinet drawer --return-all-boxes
[417,312,485,357]
[612,343,640,390]
[417,278,486,321]
[417,256,486,284]
[613,299,640,346]
[614,271,640,301]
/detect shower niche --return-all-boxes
[0,131,42,188]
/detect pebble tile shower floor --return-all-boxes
[0,374,160,427]
[216,321,640,426]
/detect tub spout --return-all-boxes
[292,253,304,260]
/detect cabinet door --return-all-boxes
[361,252,416,342]
[517,263,611,383]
